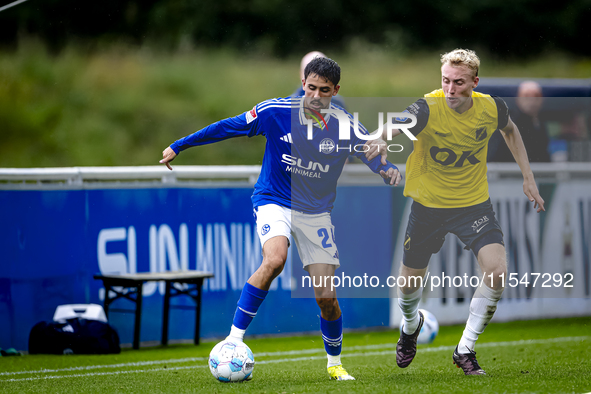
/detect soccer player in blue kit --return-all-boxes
[160,57,401,381]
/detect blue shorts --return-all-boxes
[402,199,504,269]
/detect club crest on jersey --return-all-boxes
[245,106,258,124]
[261,224,271,236]
[475,127,487,141]
[319,138,336,154]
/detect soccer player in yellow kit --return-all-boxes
[366,49,545,375]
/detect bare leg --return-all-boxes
[308,263,341,320]
[248,236,289,290]
[229,236,289,341]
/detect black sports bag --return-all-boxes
[29,317,120,354]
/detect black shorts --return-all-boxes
[402,198,504,269]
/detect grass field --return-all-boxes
[1,317,589,393]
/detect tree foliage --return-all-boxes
[0,0,589,57]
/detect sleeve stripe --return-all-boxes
[258,98,296,112]
[258,104,293,113]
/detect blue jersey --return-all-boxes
[171,97,396,214]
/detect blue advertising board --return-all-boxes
[0,185,403,350]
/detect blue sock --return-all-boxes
[232,282,268,330]
[320,315,343,356]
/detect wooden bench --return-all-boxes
[93,271,214,349]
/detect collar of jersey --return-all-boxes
[298,97,332,129]
[444,97,477,118]
[427,89,477,118]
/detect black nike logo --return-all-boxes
[435,132,449,137]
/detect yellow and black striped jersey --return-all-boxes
[401,89,509,208]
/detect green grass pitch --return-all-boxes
[1,317,589,393]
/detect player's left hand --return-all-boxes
[523,178,545,213]
[364,138,388,165]
[380,167,402,186]
[160,146,177,170]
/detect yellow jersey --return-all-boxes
[402,89,509,208]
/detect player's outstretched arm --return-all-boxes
[160,146,177,171]
[364,102,427,165]
[360,152,402,186]
[352,117,402,186]
[365,136,388,165]
[364,126,403,165]
[500,118,545,213]
[157,104,264,171]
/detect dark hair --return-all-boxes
[304,57,341,86]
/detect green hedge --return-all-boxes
[0,42,588,167]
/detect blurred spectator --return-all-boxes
[292,51,347,109]
[488,81,550,162]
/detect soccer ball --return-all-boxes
[208,339,255,382]
[399,309,439,344]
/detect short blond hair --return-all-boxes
[440,49,480,77]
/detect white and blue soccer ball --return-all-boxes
[208,339,255,382]
[400,309,439,344]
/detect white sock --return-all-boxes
[327,354,341,368]
[398,287,423,335]
[228,325,246,342]
[458,284,503,354]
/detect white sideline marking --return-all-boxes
[2,336,588,382]
[0,0,29,13]
[0,344,394,376]
[0,357,206,376]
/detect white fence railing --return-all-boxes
[1,163,591,189]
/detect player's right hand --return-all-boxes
[160,147,177,170]
[364,138,388,165]
[380,167,402,186]
[523,178,545,213]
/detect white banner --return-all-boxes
[390,180,591,327]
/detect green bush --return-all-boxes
[0,41,588,168]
